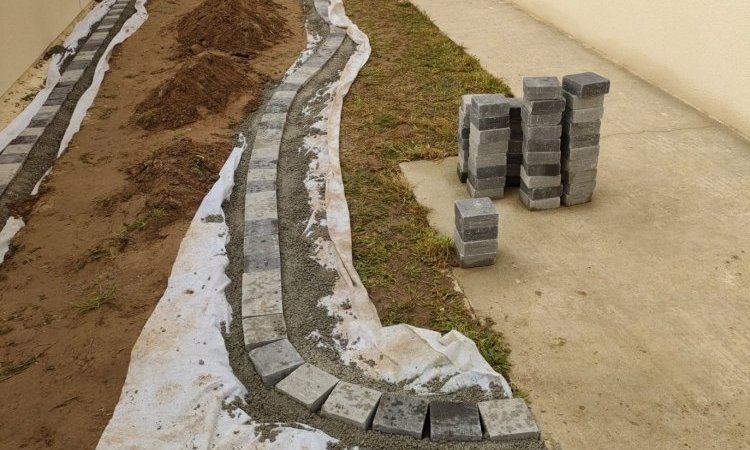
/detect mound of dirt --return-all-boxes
[125,137,231,216]
[177,0,289,56]
[134,52,259,130]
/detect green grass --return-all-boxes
[341,0,515,381]
[72,286,117,314]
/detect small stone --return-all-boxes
[321,382,381,430]
[189,44,205,55]
[562,72,610,97]
[276,363,339,411]
[478,398,540,441]
[248,339,304,386]
[429,401,482,441]
[372,393,429,438]
[522,76,561,100]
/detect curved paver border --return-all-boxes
[0,0,132,196]
[240,0,540,442]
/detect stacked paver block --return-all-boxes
[520,77,565,210]
[506,98,523,187]
[466,94,510,199]
[456,94,474,183]
[454,197,498,268]
[561,72,610,206]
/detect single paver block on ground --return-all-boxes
[478,398,540,441]
[248,338,303,386]
[321,381,381,430]
[429,401,482,442]
[372,393,429,438]
[276,363,339,411]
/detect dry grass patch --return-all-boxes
[341,0,516,380]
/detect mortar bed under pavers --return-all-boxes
[227,0,543,445]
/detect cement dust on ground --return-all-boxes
[402,1,750,449]
[0,0,305,448]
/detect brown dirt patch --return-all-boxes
[176,0,289,56]
[0,0,305,448]
[134,52,262,130]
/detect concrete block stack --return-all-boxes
[456,94,474,183]
[520,77,565,210]
[560,72,610,206]
[506,98,523,187]
[467,94,510,199]
[454,197,498,268]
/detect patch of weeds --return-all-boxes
[79,152,93,164]
[98,106,115,120]
[72,285,117,314]
[0,349,48,382]
[341,0,515,380]
[108,207,168,249]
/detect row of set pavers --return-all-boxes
[0,0,131,195]
[240,6,541,444]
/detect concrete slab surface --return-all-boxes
[403,1,750,449]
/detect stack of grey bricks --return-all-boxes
[454,197,498,268]
[467,94,510,199]
[520,77,565,210]
[506,98,523,187]
[561,72,610,206]
[456,94,473,183]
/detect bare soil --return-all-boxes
[0,0,305,448]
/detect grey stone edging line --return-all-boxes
[240,2,540,444]
[0,0,131,196]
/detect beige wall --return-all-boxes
[0,0,94,96]
[510,0,750,138]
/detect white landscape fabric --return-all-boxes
[97,139,335,449]
[316,0,513,396]
[98,0,511,447]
